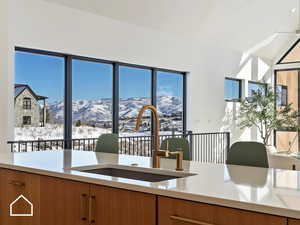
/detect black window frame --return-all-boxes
[224,77,242,102]
[277,39,300,65]
[23,116,31,125]
[15,47,188,144]
[23,97,32,110]
[248,81,267,97]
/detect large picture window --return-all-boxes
[119,66,151,134]
[72,59,113,138]
[157,71,184,134]
[15,51,64,140]
[275,70,299,153]
[278,39,300,64]
[15,47,187,141]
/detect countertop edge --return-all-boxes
[0,163,300,220]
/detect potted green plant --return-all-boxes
[239,86,300,153]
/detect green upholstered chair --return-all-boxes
[226,141,269,168]
[95,133,119,154]
[160,137,191,160]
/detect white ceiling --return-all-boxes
[44,0,299,60]
[43,0,216,34]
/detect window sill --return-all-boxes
[225,99,241,102]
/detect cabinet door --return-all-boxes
[289,219,300,225]
[40,175,90,225]
[90,184,156,225]
[1,169,40,225]
[158,196,287,225]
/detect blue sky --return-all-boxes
[15,51,183,102]
[15,51,65,102]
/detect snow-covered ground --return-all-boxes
[15,124,155,141]
[15,124,64,140]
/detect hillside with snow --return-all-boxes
[48,96,182,124]
[15,96,183,140]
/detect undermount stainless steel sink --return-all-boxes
[72,164,196,182]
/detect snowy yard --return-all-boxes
[15,124,109,141]
[14,124,154,141]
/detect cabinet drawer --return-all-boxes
[158,196,287,225]
[289,219,300,225]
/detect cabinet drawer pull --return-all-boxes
[88,195,96,223]
[170,215,214,225]
[9,180,25,187]
[80,194,88,221]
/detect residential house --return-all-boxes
[14,84,47,127]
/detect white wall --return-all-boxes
[0,0,14,152]
[2,0,277,150]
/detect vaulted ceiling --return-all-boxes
[44,0,299,61]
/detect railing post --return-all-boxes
[226,132,230,161]
[187,130,193,159]
[7,141,14,152]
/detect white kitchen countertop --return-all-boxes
[1,150,300,219]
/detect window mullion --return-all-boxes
[151,69,157,135]
[112,63,119,134]
[183,73,187,133]
[64,55,72,148]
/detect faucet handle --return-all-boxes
[156,150,183,171]
[168,151,184,171]
[157,150,170,157]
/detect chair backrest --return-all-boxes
[160,137,190,160]
[95,133,119,154]
[226,141,269,168]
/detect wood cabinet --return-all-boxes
[0,169,3,225]
[289,219,300,225]
[2,168,300,225]
[40,175,90,225]
[40,177,156,225]
[158,196,287,225]
[90,184,156,225]
[0,169,40,225]
[0,169,156,225]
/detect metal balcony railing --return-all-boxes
[7,132,230,164]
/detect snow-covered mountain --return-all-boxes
[47,96,182,123]
[15,96,183,141]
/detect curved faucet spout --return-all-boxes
[135,105,162,168]
[135,105,160,133]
